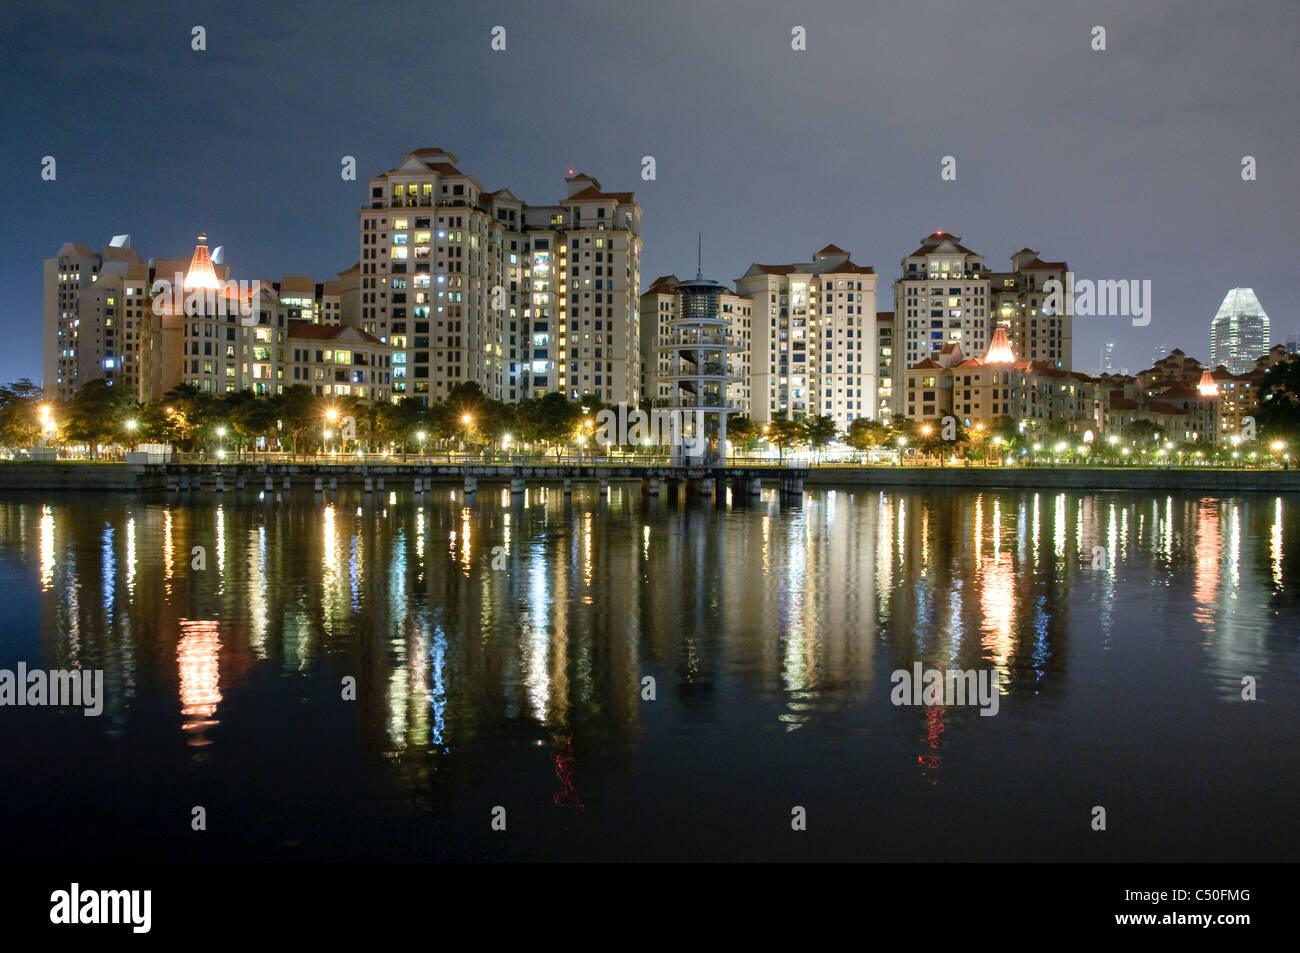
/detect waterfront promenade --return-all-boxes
[0,460,1295,494]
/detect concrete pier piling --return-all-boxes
[510,476,525,494]
[463,475,478,495]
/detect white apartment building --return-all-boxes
[893,232,992,396]
[43,236,150,401]
[736,244,878,426]
[893,232,1072,413]
[360,149,642,405]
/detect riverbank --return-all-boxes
[0,461,1295,493]
[806,464,1299,493]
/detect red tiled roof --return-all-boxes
[566,186,636,203]
[1147,401,1187,415]
[815,244,849,256]
[288,320,382,345]
[876,311,894,321]
[751,264,796,275]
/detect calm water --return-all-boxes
[0,484,1296,862]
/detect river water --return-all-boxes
[0,485,1295,861]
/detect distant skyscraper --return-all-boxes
[1100,340,1116,374]
[1209,288,1270,374]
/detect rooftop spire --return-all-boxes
[184,234,219,291]
[984,326,1016,364]
[1197,368,1220,397]
[697,233,702,281]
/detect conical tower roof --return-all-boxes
[1197,368,1219,396]
[184,233,220,291]
[984,326,1016,364]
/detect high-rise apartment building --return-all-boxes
[360,148,641,405]
[146,236,283,401]
[1209,288,1270,374]
[893,233,1072,413]
[989,248,1071,368]
[736,244,878,426]
[893,232,991,388]
[43,236,149,401]
[875,311,895,420]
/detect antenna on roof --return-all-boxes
[697,233,702,280]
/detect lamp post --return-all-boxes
[214,425,226,462]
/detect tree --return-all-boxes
[802,415,838,461]
[1121,419,1160,447]
[517,392,582,458]
[845,418,889,452]
[1255,359,1300,442]
[767,417,805,461]
[887,417,919,445]
[727,415,760,454]
[0,379,45,449]
[275,385,321,454]
[63,380,133,456]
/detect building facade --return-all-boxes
[1210,287,1271,374]
[360,148,642,406]
[736,244,878,426]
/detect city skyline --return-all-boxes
[4,0,1297,387]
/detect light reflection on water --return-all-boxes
[0,486,1297,861]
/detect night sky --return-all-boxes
[3,0,1296,387]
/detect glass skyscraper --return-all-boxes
[1210,287,1270,374]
